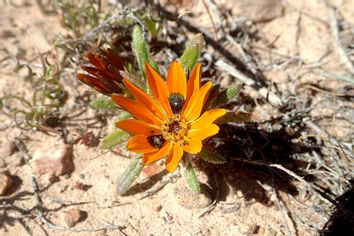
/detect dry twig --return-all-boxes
[324,1,354,74]
[215,59,283,107]
[303,118,354,159]
[231,156,336,205]
[272,179,296,236]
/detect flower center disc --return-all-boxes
[162,114,189,143]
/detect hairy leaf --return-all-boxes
[116,156,143,195]
[99,129,130,149]
[90,97,117,109]
[210,85,242,108]
[182,155,201,193]
[200,148,226,164]
[180,34,204,74]
[132,25,159,86]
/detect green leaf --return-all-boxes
[226,86,242,99]
[210,85,242,108]
[180,33,204,74]
[200,148,226,164]
[90,98,117,109]
[131,25,159,85]
[182,155,201,193]
[99,129,130,149]
[116,156,143,195]
[143,15,158,38]
[114,111,132,122]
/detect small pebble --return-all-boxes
[258,226,265,235]
[64,208,84,227]
[31,142,73,176]
[0,172,13,196]
[153,205,163,212]
[74,181,91,191]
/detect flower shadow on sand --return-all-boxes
[199,122,320,204]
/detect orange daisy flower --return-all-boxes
[77,47,125,95]
[112,61,226,172]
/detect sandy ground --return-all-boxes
[1,0,353,236]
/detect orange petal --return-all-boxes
[183,81,213,122]
[185,64,201,104]
[190,109,227,129]
[112,95,162,125]
[167,61,187,98]
[165,143,184,172]
[127,135,158,153]
[143,142,173,165]
[116,119,161,136]
[145,63,172,115]
[183,139,202,154]
[122,79,166,120]
[188,124,220,140]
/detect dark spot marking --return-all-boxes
[148,135,165,149]
[169,94,185,114]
